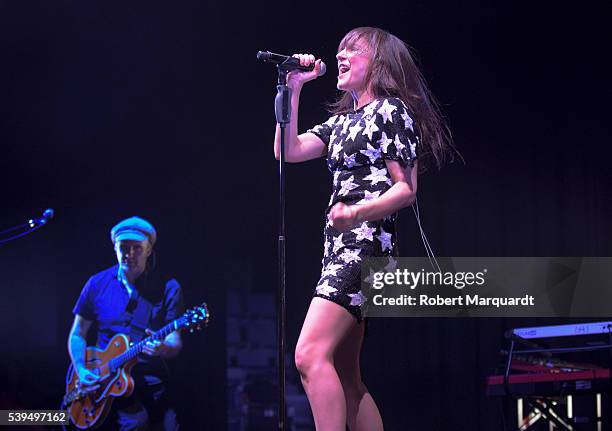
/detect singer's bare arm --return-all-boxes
[329,159,418,231]
[273,54,326,163]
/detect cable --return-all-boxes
[0,209,54,244]
[412,196,442,272]
[412,197,436,267]
[60,363,74,430]
[0,221,30,236]
[0,223,45,244]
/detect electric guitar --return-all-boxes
[63,303,209,429]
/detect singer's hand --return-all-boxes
[287,54,322,89]
[329,202,359,232]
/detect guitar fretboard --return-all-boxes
[108,317,184,371]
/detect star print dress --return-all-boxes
[307,97,419,321]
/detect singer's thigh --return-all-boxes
[296,297,358,362]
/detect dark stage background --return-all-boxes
[1,1,611,429]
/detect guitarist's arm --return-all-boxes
[68,314,100,391]
[142,279,184,359]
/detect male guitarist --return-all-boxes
[68,216,183,430]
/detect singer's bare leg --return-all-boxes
[335,320,383,431]
[295,297,382,431]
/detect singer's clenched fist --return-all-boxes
[329,202,359,232]
[287,53,323,89]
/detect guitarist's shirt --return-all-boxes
[73,264,184,385]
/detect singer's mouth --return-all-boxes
[338,64,350,75]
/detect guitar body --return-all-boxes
[65,334,137,429]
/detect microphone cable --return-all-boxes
[412,196,442,272]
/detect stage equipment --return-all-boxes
[257,51,327,76]
[0,208,55,244]
[258,49,325,431]
[487,321,612,430]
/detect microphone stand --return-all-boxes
[274,65,291,431]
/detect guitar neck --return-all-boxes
[109,318,183,370]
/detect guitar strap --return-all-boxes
[125,288,153,343]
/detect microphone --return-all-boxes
[257,51,327,76]
[29,208,55,227]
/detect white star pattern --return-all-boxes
[409,139,417,159]
[401,111,414,131]
[322,263,343,277]
[394,134,406,153]
[351,222,376,242]
[356,190,381,205]
[323,238,331,257]
[338,176,359,196]
[376,227,393,251]
[363,166,391,186]
[377,131,393,153]
[341,119,351,135]
[348,291,367,306]
[333,233,345,253]
[328,193,335,206]
[347,122,363,142]
[360,143,381,163]
[344,153,356,168]
[329,129,338,145]
[333,170,341,186]
[362,116,379,141]
[340,248,361,264]
[316,280,337,297]
[363,268,377,284]
[331,142,342,159]
[362,101,378,117]
[384,256,398,272]
[326,115,339,126]
[377,99,397,124]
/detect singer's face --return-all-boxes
[114,239,151,279]
[336,39,371,93]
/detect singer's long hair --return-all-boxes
[330,27,458,171]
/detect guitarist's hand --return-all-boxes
[143,329,165,357]
[77,367,100,393]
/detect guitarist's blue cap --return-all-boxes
[111,216,157,246]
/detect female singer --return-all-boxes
[273,27,454,430]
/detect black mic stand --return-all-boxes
[274,65,291,431]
